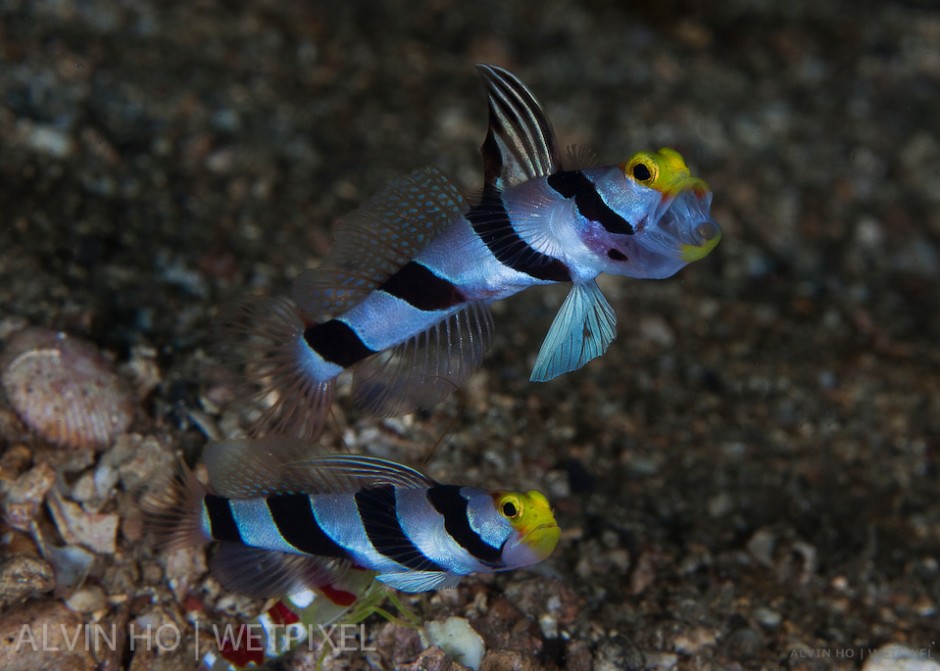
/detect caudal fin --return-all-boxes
[141,462,210,550]
[219,296,334,440]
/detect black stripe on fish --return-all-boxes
[304,320,377,368]
[266,493,348,558]
[379,261,466,311]
[427,485,503,566]
[356,486,444,572]
[204,495,242,543]
[467,189,571,282]
[547,170,635,235]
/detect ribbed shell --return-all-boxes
[1,328,133,449]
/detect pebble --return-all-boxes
[480,649,541,671]
[0,555,55,609]
[1,461,56,532]
[0,600,96,671]
[46,488,119,555]
[595,633,645,671]
[64,584,107,614]
[1,328,133,450]
[397,646,471,671]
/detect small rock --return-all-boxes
[595,633,645,671]
[46,489,119,554]
[0,555,55,610]
[642,652,679,670]
[41,544,96,594]
[398,646,472,671]
[0,600,96,671]
[376,622,423,666]
[64,584,107,614]
[1,462,56,532]
[480,649,540,671]
[673,626,718,655]
[753,606,782,629]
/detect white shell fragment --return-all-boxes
[1,327,133,449]
[46,489,119,555]
[425,617,485,671]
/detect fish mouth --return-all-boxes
[651,189,721,262]
[681,219,721,261]
[521,523,561,559]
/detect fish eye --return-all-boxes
[625,154,659,185]
[632,163,652,182]
[499,496,522,519]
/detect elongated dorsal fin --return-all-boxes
[476,64,562,190]
[293,167,468,321]
[203,436,436,498]
[530,280,617,382]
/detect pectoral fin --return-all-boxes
[530,280,617,382]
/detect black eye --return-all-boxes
[502,502,518,517]
[632,163,652,181]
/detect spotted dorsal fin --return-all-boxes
[476,64,562,190]
[293,167,467,321]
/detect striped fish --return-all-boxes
[145,436,560,595]
[238,64,720,438]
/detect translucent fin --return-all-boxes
[565,143,599,170]
[351,302,494,417]
[530,280,617,382]
[140,462,210,551]
[293,167,468,320]
[210,543,350,599]
[476,64,561,189]
[375,570,462,593]
[220,296,334,440]
[204,436,436,499]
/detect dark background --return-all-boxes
[1,1,938,669]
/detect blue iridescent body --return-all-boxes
[243,65,720,438]
[146,437,559,595]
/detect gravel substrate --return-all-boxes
[1,1,938,670]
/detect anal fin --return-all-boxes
[530,280,617,382]
[209,543,351,599]
[351,302,493,417]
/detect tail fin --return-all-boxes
[141,462,210,550]
[218,296,334,440]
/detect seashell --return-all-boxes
[1,327,133,449]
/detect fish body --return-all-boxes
[243,65,720,438]
[145,436,560,595]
